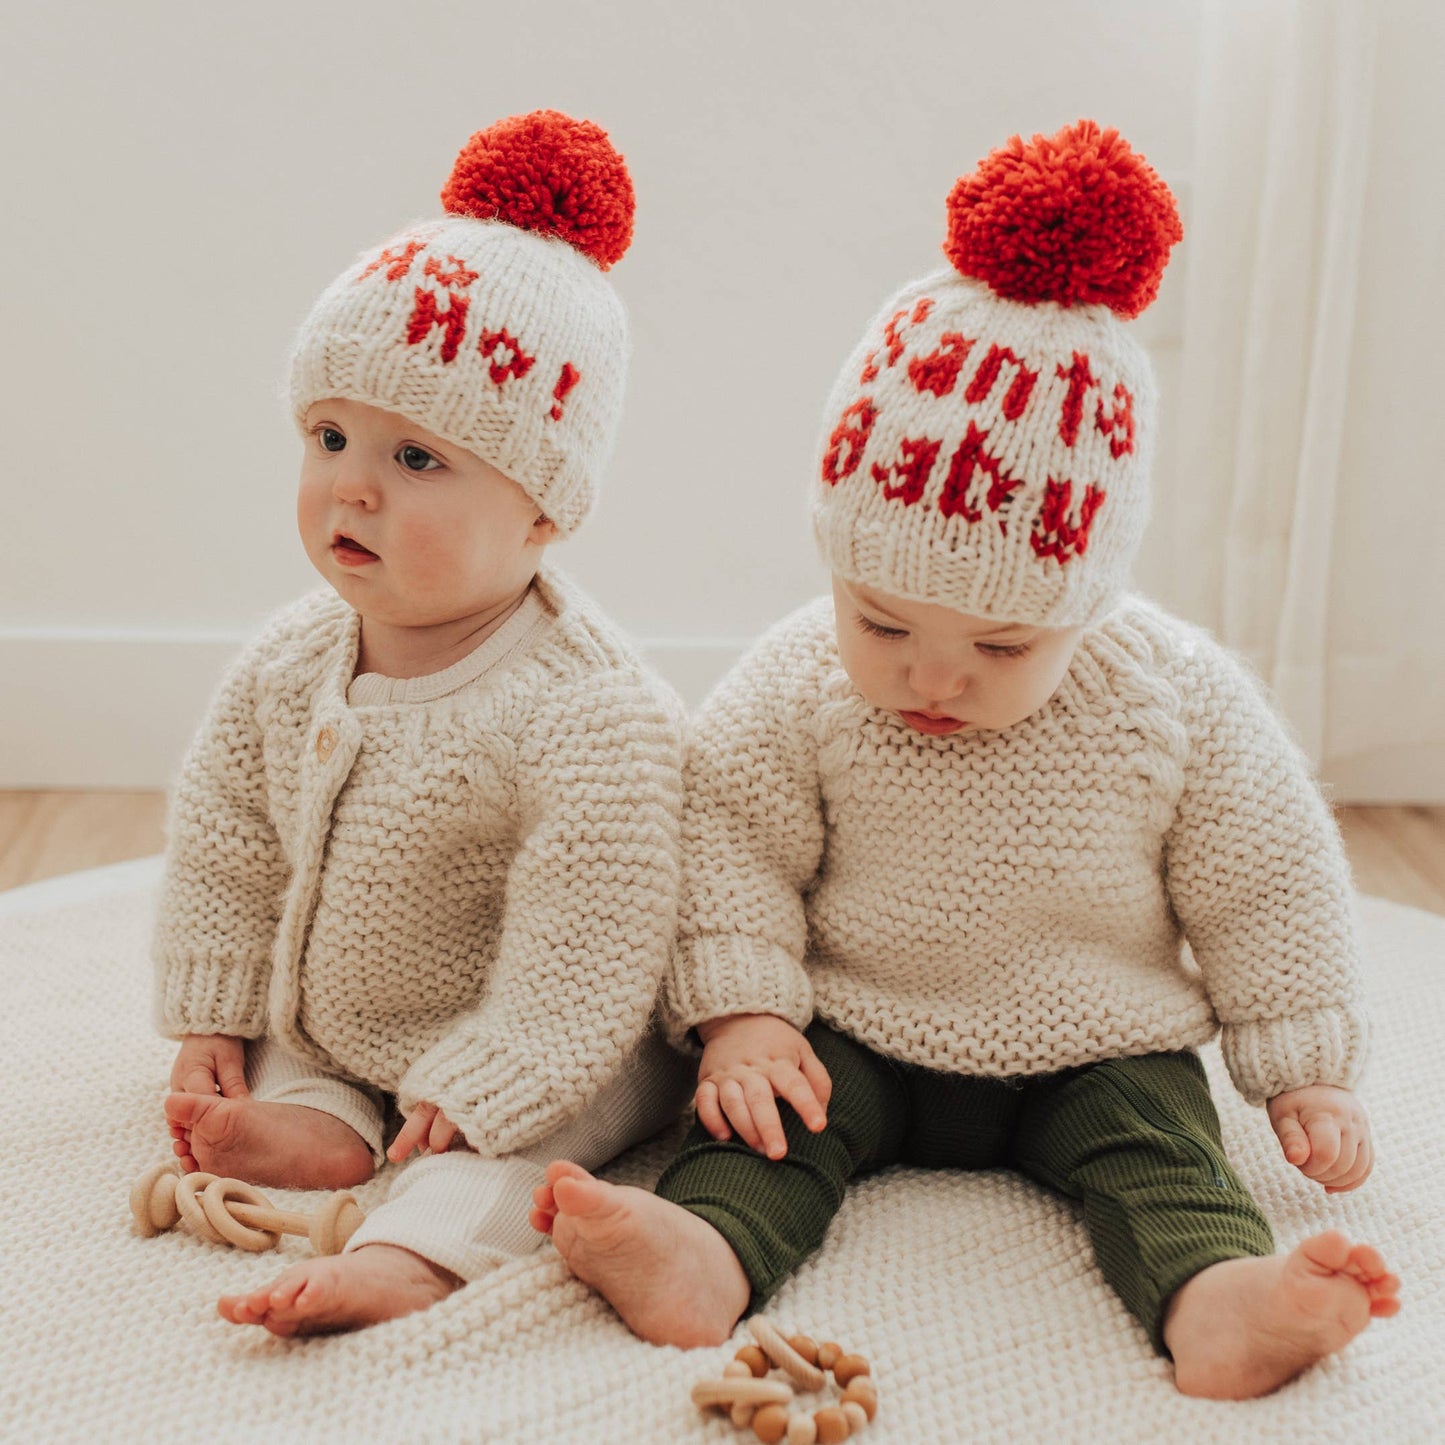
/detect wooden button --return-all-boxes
[315,725,337,761]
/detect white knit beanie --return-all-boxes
[288,110,634,537]
[812,120,1183,626]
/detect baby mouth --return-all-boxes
[899,709,967,735]
[332,534,379,561]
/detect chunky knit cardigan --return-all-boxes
[662,594,1366,1105]
[154,568,685,1155]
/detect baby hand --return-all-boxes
[170,1033,250,1098]
[695,1013,832,1161]
[388,1101,466,1163]
[1267,1085,1374,1193]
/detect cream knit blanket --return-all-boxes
[2,859,1440,1442]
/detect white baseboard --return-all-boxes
[2,629,1438,800]
[0,629,746,789]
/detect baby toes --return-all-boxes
[1344,1243,1386,1279]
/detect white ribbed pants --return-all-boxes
[244,1031,695,1280]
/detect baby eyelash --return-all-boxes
[855,615,907,640]
[979,642,1031,658]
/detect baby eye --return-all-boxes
[855,614,908,640]
[977,642,1031,658]
[398,444,441,472]
[318,427,346,453]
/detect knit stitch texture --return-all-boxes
[153,567,685,1155]
[663,594,1365,1105]
[4,869,1438,1441]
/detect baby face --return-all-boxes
[297,399,554,631]
[832,576,1084,735]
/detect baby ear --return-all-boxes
[532,513,559,545]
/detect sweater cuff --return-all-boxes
[662,934,814,1050]
[398,1036,581,1157]
[153,955,269,1040]
[1220,1007,1368,1105]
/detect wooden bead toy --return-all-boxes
[130,1160,364,1255]
[690,1379,794,1410]
[831,1354,870,1389]
[690,1316,877,1442]
[750,1403,790,1444]
[786,1415,818,1445]
[749,1316,826,1392]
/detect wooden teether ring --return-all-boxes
[309,1191,364,1255]
[130,1163,365,1255]
[202,1178,282,1252]
[691,1317,877,1443]
[173,1171,225,1243]
[130,1160,182,1236]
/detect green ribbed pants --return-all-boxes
[655,1023,1274,1353]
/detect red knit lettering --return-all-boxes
[478,329,535,385]
[1031,477,1107,563]
[907,332,974,398]
[1095,382,1136,457]
[937,422,1024,522]
[870,436,942,506]
[822,399,878,485]
[550,363,580,421]
[405,287,470,363]
[878,309,909,371]
[1056,352,1098,446]
[423,254,479,291]
[357,240,426,283]
[880,297,935,368]
[964,344,1039,420]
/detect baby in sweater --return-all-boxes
[535,122,1400,1398]
[153,112,691,1335]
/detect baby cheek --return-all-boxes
[1020,655,1072,713]
[844,641,895,708]
[391,512,460,576]
[296,480,330,550]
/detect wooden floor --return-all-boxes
[1,791,1442,917]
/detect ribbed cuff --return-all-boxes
[398,1034,582,1158]
[662,935,814,1050]
[345,1153,550,1280]
[1220,1007,1368,1105]
[153,955,268,1040]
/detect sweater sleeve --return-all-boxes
[1162,632,1367,1105]
[396,670,685,1156]
[152,639,289,1039]
[660,611,828,1049]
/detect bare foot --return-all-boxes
[1164,1231,1401,1398]
[165,1092,374,1190]
[531,1160,750,1347]
[217,1245,459,1336]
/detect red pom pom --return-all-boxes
[944,120,1182,318]
[440,110,634,270]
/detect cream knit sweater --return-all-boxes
[153,568,685,1155]
[662,594,1366,1105]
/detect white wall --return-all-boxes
[5,0,1204,786]
[1321,2,1445,801]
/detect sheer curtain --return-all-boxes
[1172,0,1445,800]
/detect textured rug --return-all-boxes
[0,859,1440,1443]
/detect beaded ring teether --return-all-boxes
[690,1315,879,1444]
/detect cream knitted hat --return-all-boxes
[288,110,634,537]
[812,120,1183,626]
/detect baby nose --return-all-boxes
[332,459,380,506]
[909,655,970,704]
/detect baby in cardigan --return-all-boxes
[153,113,691,1335]
[535,122,1401,1398]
